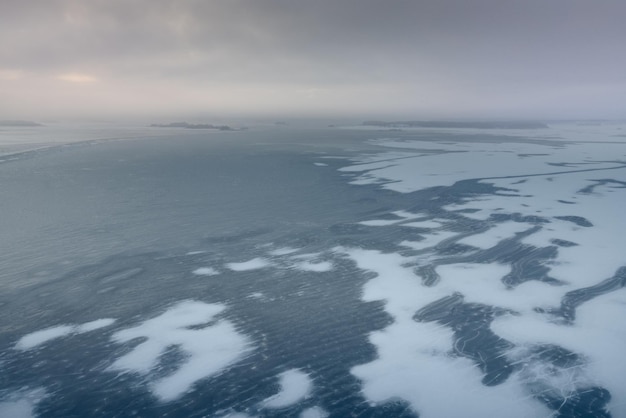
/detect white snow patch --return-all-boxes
[192,267,219,276]
[226,258,272,271]
[15,319,116,351]
[108,300,252,402]
[492,288,626,417]
[263,369,313,409]
[436,263,563,313]
[341,248,552,418]
[313,162,328,167]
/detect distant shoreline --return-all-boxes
[362,120,549,129]
[150,122,235,131]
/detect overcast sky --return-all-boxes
[1,0,625,121]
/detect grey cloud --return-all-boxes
[1,0,625,119]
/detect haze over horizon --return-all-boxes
[1,0,625,121]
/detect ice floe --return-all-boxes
[108,300,252,402]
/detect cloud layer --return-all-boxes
[2,0,625,120]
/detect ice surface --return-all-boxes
[192,267,219,276]
[108,300,251,402]
[313,162,328,167]
[15,319,116,351]
[262,369,312,409]
[226,258,272,271]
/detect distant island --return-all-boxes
[362,120,549,129]
[150,122,235,131]
[0,120,43,127]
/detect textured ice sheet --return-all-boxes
[108,300,251,402]
[15,319,116,351]
[262,369,313,409]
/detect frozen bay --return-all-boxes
[1,122,626,417]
